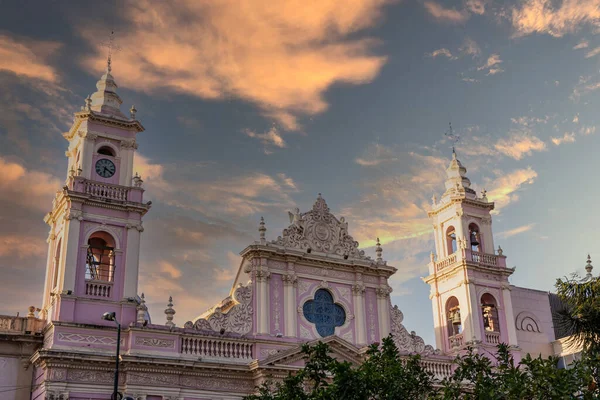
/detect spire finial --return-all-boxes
[130,104,137,119]
[585,254,593,278]
[259,216,266,243]
[100,30,121,73]
[375,237,383,262]
[137,293,147,324]
[165,295,176,328]
[445,122,461,155]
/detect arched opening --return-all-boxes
[52,239,62,289]
[97,146,116,157]
[446,226,457,255]
[469,223,481,252]
[481,293,500,333]
[446,296,462,338]
[85,232,116,282]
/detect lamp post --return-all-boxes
[102,311,121,400]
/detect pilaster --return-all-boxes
[282,261,297,337]
[352,283,366,345]
[123,223,143,298]
[501,285,519,346]
[376,285,392,339]
[61,211,83,292]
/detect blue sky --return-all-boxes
[0,0,599,345]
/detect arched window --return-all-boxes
[446,296,462,337]
[481,293,499,332]
[303,289,346,337]
[446,226,457,255]
[469,223,481,252]
[97,146,115,157]
[52,239,62,289]
[85,232,116,282]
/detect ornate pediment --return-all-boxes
[271,194,373,261]
[390,305,440,356]
[184,283,253,335]
[258,336,364,367]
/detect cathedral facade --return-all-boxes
[0,64,585,400]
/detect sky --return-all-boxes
[0,0,599,346]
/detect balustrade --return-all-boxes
[435,253,457,271]
[470,251,498,267]
[420,359,453,379]
[181,336,253,361]
[485,331,500,345]
[83,180,129,201]
[85,281,112,298]
[449,333,463,348]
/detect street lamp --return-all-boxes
[102,311,121,400]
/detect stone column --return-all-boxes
[501,285,519,346]
[376,285,392,339]
[123,223,143,298]
[283,269,297,337]
[255,258,270,334]
[62,211,83,292]
[352,283,366,345]
[42,232,56,310]
[80,132,97,180]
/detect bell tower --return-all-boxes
[40,60,151,327]
[423,151,519,356]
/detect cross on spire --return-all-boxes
[444,122,461,154]
[100,30,122,73]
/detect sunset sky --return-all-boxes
[1,0,599,345]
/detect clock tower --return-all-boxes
[41,61,151,327]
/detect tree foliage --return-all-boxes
[245,339,599,400]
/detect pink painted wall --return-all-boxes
[364,288,380,343]
[269,273,284,335]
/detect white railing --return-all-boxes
[84,181,129,201]
[449,333,463,348]
[420,359,453,379]
[181,337,253,361]
[435,253,457,271]
[85,280,112,298]
[470,251,498,267]
[485,331,500,345]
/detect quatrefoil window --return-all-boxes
[302,289,346,337]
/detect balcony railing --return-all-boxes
[449,333,463,349]
[485,331,500,345]
[85,280,113,298]
[181,336,253,361]
[0,315,44,335]
[420,359,453,379]
[435,249,506,272]
[83,180,129,201]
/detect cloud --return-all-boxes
[465,0,488,15]
[244,126,287,154]
[571,75,600,100]
[0,157,61,211]
[0,234,47,259]
[585,46,600,58]
[80,0,394,130]
[511,0,600,38]
[573,113,579,123]
[428,48,456,59]
[462,77,481,83]
[551,132,576,145]
[0,34,62,82]
[497,223,536,238]
[477,54,503,74]
[459,38,481,57]
[485,167,538,211]
[423,1,470,23]
[574,40,589,49]
[355,143,400,166]
[494,132,546,159]
[580,125,596,135]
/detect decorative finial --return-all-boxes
[27,306,36,318]
[497,245,503,256]
[585,254,593,278]
[445,122,461,155]
[132,172,143,188]
[165,295,176,328]
[259,216,266,243]
[69,167,76,177]
[431,194,437,206]
[430,251,435,263]
[481,189,488,201]
[130,105,137,119]
[100,30,121,73]
[85,95,92,111]
[375,237,383,262]
[137,293,147,324]
[77,166,83,176]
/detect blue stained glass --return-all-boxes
[303,289,346,337]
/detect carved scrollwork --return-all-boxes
[390,305,439,356]
[184,283,253,335]
[271,194,370,260]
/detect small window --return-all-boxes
[446,226,457,255]
[97,146,115,157]
[481,293,499,332]
[469,223,481,252]
[86,234,115,282]
[446,296,462,337]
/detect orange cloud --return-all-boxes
[244,127,287,154]
[511,0,600,37]
[428,48,456,59]
[0,35,61,82]
[0,157,61,211]
[494,132,546,159]
[486,167,538,211]
[497,223,536,238]
[80,0,393,130]
[477,54,503,74]
[0,234,46,259]
[551,132,576,145]
[423,1,470,23]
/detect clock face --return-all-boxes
[95,159,116,178]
